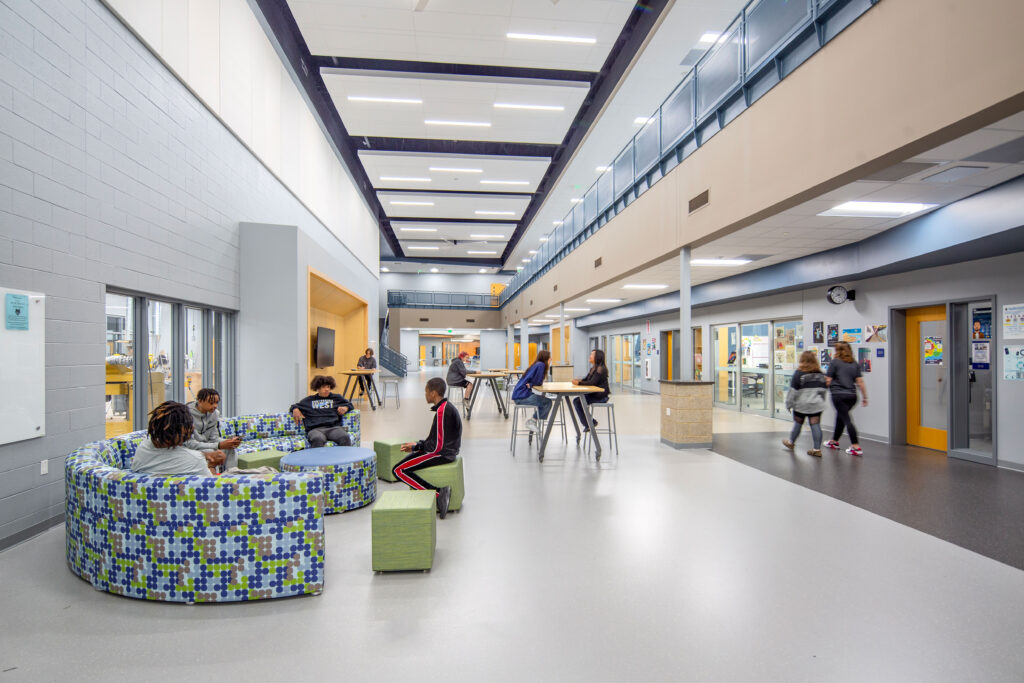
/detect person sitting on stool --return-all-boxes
[572,349,610,431]
[356,347,377,398]
[290,375,354,448]
[393,377,460,519]
[447,351,473,401]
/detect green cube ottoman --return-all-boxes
[373,439,411,482]
[372,490,436,572]
[419,456,465,512]
[236,449,285,470]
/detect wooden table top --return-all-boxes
[467,372,506,378]
[339,369,377,375]
[536,382,603,394]
[489,368,522,374]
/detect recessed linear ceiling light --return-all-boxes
[539,237,549,242]
[691,258,752,266]
[430,268,439,273]
[698,32,725,45]
[565,307,591,312]
[818,201,938,218]
[380,176,431,183]
[478,268,487,273]
[380,267,390,272]
[399,227,437,232]
[552,221,563,226]
[429,166,483,173]
[586,298,623,303]
[481,180,530,186]
[475,210,516,216]
[634,117,653,125]
[470,234,505,239]
[494,103,565,111]
[407,245,440,251]
[596,166,612,172]
[522,258,531,263]
[622,284,668,290]
[425,119,491,127]
[528,250,537,254]
[467,250,497,255]
[506,32,596,44]
[570,198,583,204]
[347,96,422,104]
[390,201,434,206]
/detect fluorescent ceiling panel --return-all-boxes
[379,191,529,219]
[359,152,549,192]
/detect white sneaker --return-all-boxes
[526,418,539,432]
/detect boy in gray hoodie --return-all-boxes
[185,388,241,470]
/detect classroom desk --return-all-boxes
[465,372,508,419]
[534,383,604,461]
[339,369,382,410]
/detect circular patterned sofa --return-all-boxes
[64,411,362,604]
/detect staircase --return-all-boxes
[379,310,408,377]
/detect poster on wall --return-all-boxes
[827,324,838,347]
[820,348,832,370]
[841,328,863,344]
[924,336,943,365]
[5,293,29,331]
[858,347,872,372]
[1004,345,1024,380]
[1002,303,1024,339]
[865,324,888,342]
[972,308,992,340]
[775,350,786,366]
[971,340,990,370]
[812,322,824,344]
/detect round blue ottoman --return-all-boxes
[280,447,377,514]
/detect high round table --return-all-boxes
[534,382,605,461]
[465,372,509,419]
[339,369,382,410]
[280,446,377,514]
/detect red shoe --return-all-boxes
[825,440,841,450]
[846,446,863,456]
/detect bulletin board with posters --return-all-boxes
[1,288,46,445]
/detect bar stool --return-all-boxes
[381,377,400,408]
[582,402,619,456]
[509,400,567,454]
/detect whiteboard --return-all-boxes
[0,288,46,445]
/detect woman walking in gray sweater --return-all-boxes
[783,350,829,456]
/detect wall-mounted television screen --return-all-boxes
[315,326,335,368]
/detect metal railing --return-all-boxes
[500,0,879,306]
[387,290,500,309]
[379,343,408,378]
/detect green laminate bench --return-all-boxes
[372,490,436,572]
[419,456,464,512]
[236,449,285,470]
[373,438,411,482]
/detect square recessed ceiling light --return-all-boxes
[623,284,668,290]
[818,201,937,218]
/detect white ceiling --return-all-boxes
[379,190,531,219]
[359,151,549,192]
[325,72,589,144]
[288,0,637,70]
[555,112,1024,317]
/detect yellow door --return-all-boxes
[906,306,947,451]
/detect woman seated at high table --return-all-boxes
[572,349,610,432]
[356,348,377,398]
[511,349,552,433]
[446,351,473,401]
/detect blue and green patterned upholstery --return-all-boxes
[221,411,361,450]
[65,439,326,603]
[280,447,377,514]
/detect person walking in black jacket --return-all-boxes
[394,377,460,518]
[290,375,354,447]
[572,349,610,431]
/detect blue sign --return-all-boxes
[876,348,885,358]
[5,293,29,330]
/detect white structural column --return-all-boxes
[559,302,566,363]
[520,318,530,370]
[679,246,694,381]
[507,323,514,369]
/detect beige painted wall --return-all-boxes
[392,308,503,332]
[503,0,1024,324]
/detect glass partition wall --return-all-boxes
[105,291,236,436]
[713,318,804,421]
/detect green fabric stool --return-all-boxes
[373,439,410,482]
[372,490,436,572]
[419,456,464,511]
[236,449,285,470]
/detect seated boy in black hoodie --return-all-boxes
[290,375,354,447]
[394,377,461,518]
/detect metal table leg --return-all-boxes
[360,376,377,411]
[488,377,508,418]
[372,378,383,407]
[341,374,354,399]
[537,395,564,462]
[465,379,482,420]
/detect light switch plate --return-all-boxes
[40,459,48,475]
[666,408,671,416]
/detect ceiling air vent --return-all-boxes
[466,318,475,323]
[921,164,990,183]
[862,161,937,182]
[553,284,558,292]
[594,257,602,268]
[419,318,429,322]
[688,190,709,214]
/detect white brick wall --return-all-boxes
[0,0,379,545]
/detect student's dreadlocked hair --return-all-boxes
[196,387,220,403]
[148,401,194,448]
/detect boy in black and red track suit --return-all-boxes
[393,377,461,518]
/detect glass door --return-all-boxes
[740,322,772,416]
[184,307,203,403]
[949,300,994,462]
[712,324,738,407]
[692,327,703,381]
[631,332,642,390]
[772,320,804,419]
[146,300,176,414]
[104,293,135,438]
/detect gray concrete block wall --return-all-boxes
[0,0,379,547]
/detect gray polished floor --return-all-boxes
[4,430,1024,680]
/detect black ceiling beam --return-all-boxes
[251,0,404,257]
[381,256,503,268]
[376,188,533,198]
[314,55,597,84]
[501,0,672,263]
[353,136,556,158]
